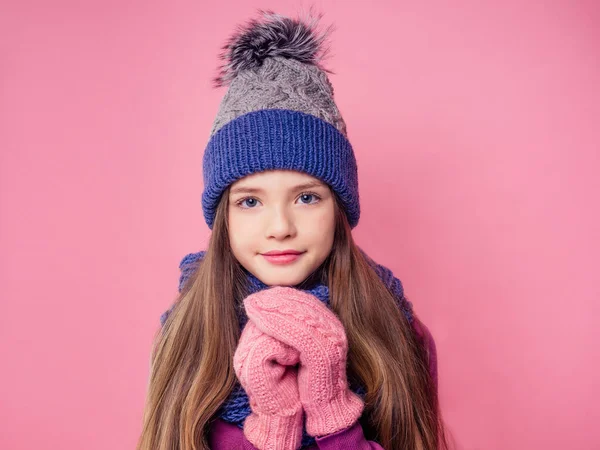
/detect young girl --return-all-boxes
[138,10,450,450]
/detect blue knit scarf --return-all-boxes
[160,250,413,448]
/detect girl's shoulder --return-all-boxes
[178,250,206,293]
[159,251,206,327]
[357,246,414,324]
[358,246,438,388]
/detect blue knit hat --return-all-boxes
[201,10,360,229]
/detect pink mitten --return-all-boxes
[233,320,303,450]
[244,287,364,438]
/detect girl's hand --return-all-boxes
[243,287,364,438]
[233,320,304,450]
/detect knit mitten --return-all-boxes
[233,320,304,450]
[244,287,365,438]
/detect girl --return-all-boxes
[137,10,450,450]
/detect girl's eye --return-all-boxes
[238,197,259,208]
[235,192,321,209]
[298,193,320,204]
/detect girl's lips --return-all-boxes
[262,252,304,265]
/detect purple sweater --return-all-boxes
[208,417,384,449]
[207,317,437,450]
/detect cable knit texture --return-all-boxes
[244,287,365,438]
[233,320,304,449]
[160,249,428,449]
[211,57,347,138]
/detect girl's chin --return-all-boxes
[258,274,307,287]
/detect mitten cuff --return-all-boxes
[243,411,304,450]
[304,388,365,438]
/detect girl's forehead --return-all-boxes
[231,170,325,187]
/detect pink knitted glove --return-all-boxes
[244,287,365,438]
[233,320,304,450]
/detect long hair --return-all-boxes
[137,185,451,450]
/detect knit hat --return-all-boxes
[201,10,360,229]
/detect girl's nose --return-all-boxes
[265,208,297,239]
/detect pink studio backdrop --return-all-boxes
[1,1,598,449]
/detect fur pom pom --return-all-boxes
[213,9,333,87]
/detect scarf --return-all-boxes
[160,250,414,448]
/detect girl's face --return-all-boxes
[228,169,335,287]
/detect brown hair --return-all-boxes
[137,185,452,450]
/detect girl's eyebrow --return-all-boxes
[230,181,326,195]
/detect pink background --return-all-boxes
[1,1,598,449]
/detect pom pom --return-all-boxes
[213,9,334,87]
